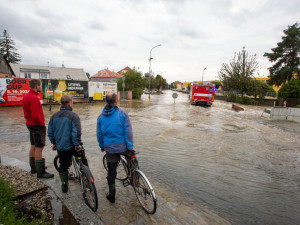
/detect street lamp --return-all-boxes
[202,67,206,85]
[149,44,162,100]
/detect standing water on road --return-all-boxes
[0,90,299,224]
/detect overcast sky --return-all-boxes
[0,0,299,83]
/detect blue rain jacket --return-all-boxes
[48,105,82,151]
[97,104,134,154]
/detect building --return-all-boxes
[175,81,182,91]
[10,64,88,81]
[0,55,15,78]
[90,69,122,82]
[118,66,131,74]
[182,82,191,91]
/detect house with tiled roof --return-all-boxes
[90,69,123,82]
[10,64,88,81]
[175,81,182,91]
[118,66,131,74]
[0,55,15,78]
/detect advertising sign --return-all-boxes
[42,80,88,104]
[0,78,42,106]
[88,82,117,101]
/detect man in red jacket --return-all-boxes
[22,79,54,179]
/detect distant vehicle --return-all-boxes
[190,82,216,106]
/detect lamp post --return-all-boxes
[149,44,162,100]
[202,67,206,85]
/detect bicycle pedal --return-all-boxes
[122,180,130,187]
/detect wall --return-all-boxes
[271,107,300,123]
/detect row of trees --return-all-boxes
[219,22,299,100]
[117,70,168,99]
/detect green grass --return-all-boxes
[0,177,47,225]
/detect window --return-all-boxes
[41,73,48,79]
[24,73,31,78]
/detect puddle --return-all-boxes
[48,188,79,225]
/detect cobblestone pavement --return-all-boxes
[0,143,231,225]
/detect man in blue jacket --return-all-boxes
[97,93,134,203]
[48,95,83,193]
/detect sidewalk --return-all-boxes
[0,143,231,225]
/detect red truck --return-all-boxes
[190,82,216,106]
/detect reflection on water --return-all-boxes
[0,91,299,225]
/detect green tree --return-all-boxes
[169,82,176,89]
[246,80,271,99]
[211,81,222,89]
[117,69,146,99]
[278,79,300,98]
[218,47,259,96]
[264,23,300,86]
[0,30,21,63]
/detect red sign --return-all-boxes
[0,78,42,106]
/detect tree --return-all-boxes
[211,81,222,89]
[0,30,21,63]
[117,69,146,99]
[264,23,300,86]
[278,79,300,98]
[218,47,259,96]
[86,72,90,79]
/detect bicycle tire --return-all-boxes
[80,164,98,212]
[103,154,128,180]
[132,170,157,214]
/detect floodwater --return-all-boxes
[0,90,300,224]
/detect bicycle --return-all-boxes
[103,151,157,214]
[54,147,98,212]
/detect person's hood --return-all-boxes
[102,104,118,116]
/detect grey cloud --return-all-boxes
[86,21,106,31]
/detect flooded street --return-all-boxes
[0,90,300,224]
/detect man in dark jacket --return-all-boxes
[97,93,135,203]
[22,79,54,179]
[48,95,82,193]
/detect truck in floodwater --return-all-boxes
[190,82,216,106]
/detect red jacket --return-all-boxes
[22,89,45,126]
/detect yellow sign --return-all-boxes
[93,92,103,100]
[58,80,66,91]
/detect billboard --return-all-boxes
[88,82,117,101]
[42,80,88,104]
[0,78,42,106]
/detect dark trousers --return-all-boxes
[106,150,135,186]
[57,149,88,173]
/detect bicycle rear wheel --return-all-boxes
[80,164,98,212]
[133,170,157,214]
[103,154,128,180]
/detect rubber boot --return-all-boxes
[35,159,54,179]
[29,157,36,174]
[59,172,68,193]
[106,184,116,203]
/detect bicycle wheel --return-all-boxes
[80,164,98,212]
[103,154,128,180]
[133,170,157,214]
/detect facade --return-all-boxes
[90,69,122,82]
[0,55,15,78]
[175,81,182,91]
[10,64,88,81]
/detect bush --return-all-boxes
[226,93,259,105]
[278,79,300,98]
